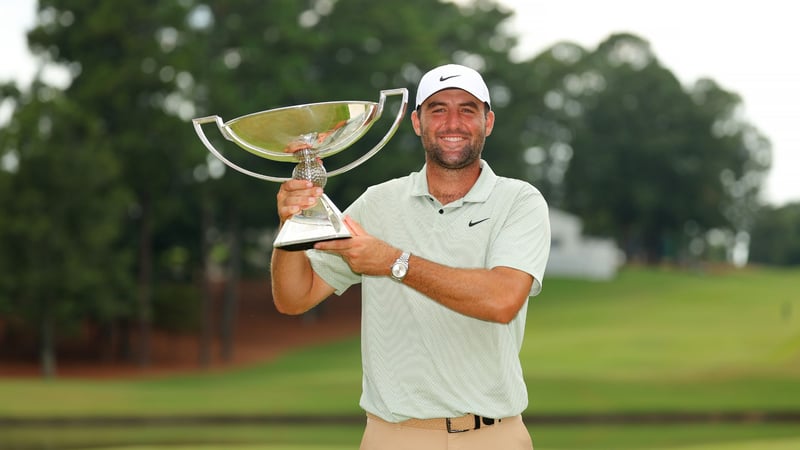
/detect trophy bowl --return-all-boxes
[192,88,408,250]
[224,102,379,163]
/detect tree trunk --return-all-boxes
[137,194,153,368]
[199,199,213,368]
[39,307,56,379]
[118,317,132,361]
[220,214,241,362]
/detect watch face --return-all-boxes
[392,263,407,279]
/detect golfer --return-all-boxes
[271,63,551,449]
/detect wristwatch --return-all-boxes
[390,251,410,282]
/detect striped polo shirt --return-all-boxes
[307,160,551,422]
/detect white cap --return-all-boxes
[415,64,491,110]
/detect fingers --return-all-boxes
[343,215,366,237]
[313,238,351,252]
[314,232,395,278]
[277,180,322,222]
[283,141,312,153]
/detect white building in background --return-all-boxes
[546,208,626,280]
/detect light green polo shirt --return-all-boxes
[307,160,551,422]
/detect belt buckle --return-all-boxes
[446,417,470,433]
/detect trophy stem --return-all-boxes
[292,147,329,220]
[274,147,349,250]
[293,147,327,188]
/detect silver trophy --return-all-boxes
[192,88,408,251]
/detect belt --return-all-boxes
[368,412,504,433]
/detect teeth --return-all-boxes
[442,137,463,142]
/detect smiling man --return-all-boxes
[271,63,551,449]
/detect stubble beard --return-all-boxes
[421,127,485,170]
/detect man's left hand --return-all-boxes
[313,216,399,277]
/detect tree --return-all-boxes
[27,0,204,367]
[4,0,778,375]
[749,202,800,266]
[5,0,522,371]
[183,0,326,363]
[500,41,591,205]
[526,34,771,263]
[0,82,131,377]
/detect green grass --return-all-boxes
[523,267,800,414]
[526,268,799,378]
[0,338,364,417]
[1,266,799,449]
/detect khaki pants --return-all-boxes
[359,414,534,450]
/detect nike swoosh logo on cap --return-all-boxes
[439,75,461,82]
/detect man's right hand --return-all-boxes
[272,179,335,315]
[276,179,323,225]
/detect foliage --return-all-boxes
[749,202,800,266]
[0,0,783,377]
[24,0,210,368]
[518,34,771,262]
[0,82,133,375]
[152,283,201,333]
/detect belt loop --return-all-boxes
[474,414,481,430]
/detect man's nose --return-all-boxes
[443,109,460,127]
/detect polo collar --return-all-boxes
[410,159,497,203]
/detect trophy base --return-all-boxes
[273,194,352,251]
[276,236,350,252]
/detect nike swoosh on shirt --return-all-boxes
[468,218,490,227]
[439,75,461,82]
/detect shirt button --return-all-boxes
[439,209,444,214]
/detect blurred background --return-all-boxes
[0,1,798,449]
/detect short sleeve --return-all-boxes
[487,184,551,296]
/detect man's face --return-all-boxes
[412,89,495,170]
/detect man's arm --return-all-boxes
[315,217,533,324]
[402,258,532,324]
[270,248,335,315]
[270,180,336,315]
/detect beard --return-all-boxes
[420,126,485,170]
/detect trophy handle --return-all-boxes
[192,115,289,182]
[192,88,407,181]
[326,88,408,178]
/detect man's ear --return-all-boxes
[485,110,495,137]
[411,109,422,136]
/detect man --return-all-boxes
[271,63,550,449]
